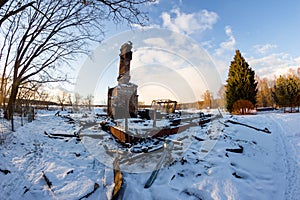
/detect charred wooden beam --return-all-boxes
[0,168,11,175]
[225,120,271,134]
[78,183,99,200]
[226,145,244,153]
[42,171,53,191]
[112,156,126,200]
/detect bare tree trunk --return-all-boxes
[4,82,19,120]
[60,103,64,111]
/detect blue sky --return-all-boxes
[147,0,300,54]
[142,0,300,77]
[96,0,300,81]
[70,0,300,104]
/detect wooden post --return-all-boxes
[11,103,14,132]
[21,104,23,126]
[153,109,156,128]
[125,117,128,133]
[125,99,129,133]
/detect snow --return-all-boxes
[0,110,299,199]
[114,118,172,136]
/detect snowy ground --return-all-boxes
[0,110,299,200]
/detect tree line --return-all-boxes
[224,50,299,114]
[197,50,299,114]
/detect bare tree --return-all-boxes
[202,90,212,109]
[67,94,73,107]
[0,75,11,107]
[17,82,40,102]
[0,10,20,107]
[0,1,35,26]
[38,89,50,109]
[217,84,226,109]
[57,91,67,111]
[256,76,273,108]
[15,82,41,116]
[83,94,93,111]
[73,92,82,112]
[0,0,156,119]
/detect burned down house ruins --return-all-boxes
[107,41,138,119]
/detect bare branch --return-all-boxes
[1,0,155,119]
[0,1,36,26]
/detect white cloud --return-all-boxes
[147,0,160,5]
[248,53,300,78]
[131,48,185,67]
[249,53,289,67]
[215,26,236,56]
[201,40,214,49]
[161,8,218,35]
[131,23,160,30]
[295,56,300,64]
[253,44,277,54]
[212,50,300,84]
[143,37,169,48]
[128,33,221,102]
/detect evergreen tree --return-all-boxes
[273,72,300,112]
[226,50,257,113]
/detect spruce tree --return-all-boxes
[273,73,300,112]
[226,50,257,113]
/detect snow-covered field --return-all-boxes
[0,110,299,200]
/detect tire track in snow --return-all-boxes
[269,114,300,200]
